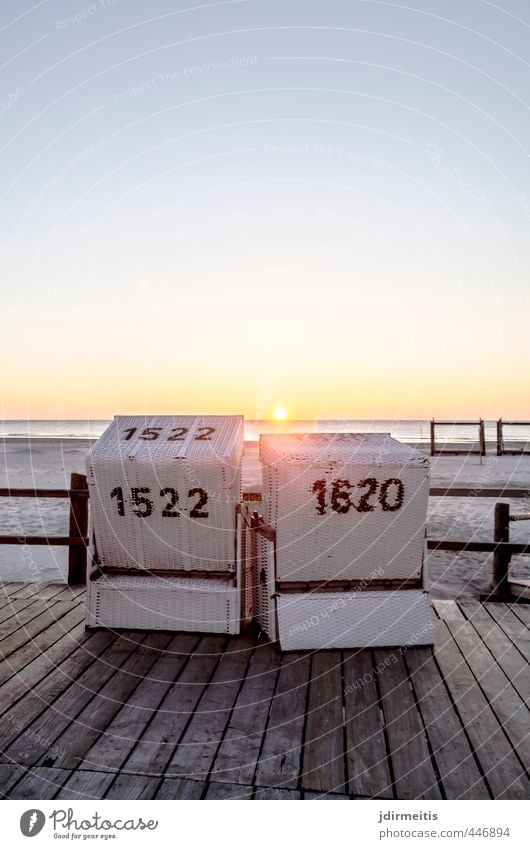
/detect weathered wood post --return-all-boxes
[479,418,486,456]
[430,419,435,456]
[68,472,88,585]
[489,502,511,600]
[496,418,503,456]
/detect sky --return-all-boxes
[0,0,529,420]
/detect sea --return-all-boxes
[0,418,527,443]
[0,418,528,593]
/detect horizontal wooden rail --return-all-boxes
[0,487,89,499]
[0,535,88,547]
[427,540,530,555]
[429,487,530,498]
[432,421,484,426]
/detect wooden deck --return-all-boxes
[0,581,528,801]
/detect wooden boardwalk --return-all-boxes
[0,582,528,800]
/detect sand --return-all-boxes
[1,438,529,598]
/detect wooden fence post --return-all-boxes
[488,502,511,600]
[430,419,435,456]
[496,418,502,456]
[68,472,88,585]
[479,418,486,456]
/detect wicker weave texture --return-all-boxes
[86,573,240,633]
[276,590,433,650]
[260,433,429,581]
[86,415,243,572]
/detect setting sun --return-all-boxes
[273,406,288,421]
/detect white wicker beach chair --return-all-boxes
[253,433,433,649]
[85,415,244,633]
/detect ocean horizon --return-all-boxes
[0,418,527,443]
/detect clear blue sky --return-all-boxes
[1,0,529,419]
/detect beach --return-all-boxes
[1,436,528,598]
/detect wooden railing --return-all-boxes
[0,473,88,584]
[496,419,530,456]
[1,482,529,596]
[430,418,486,456]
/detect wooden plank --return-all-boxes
[0,595,44,625]
[47,633,174,770]
[441,614,530,772]
[0,582,28,597]
[0,631,117,755]
[0,582,59,607]
[485,604,530,662]
[510,603,530,628]
[0,600,81,658]
[105,773,160,799]
[0,764,26,798]
[34,584,82,601]
[374,649,442,799]
[124,636,227,775]
[155,778,205,799]
[55,770,114,799]
[212,641,278,785]
[433,620,529,799]
[166,636,254,779]
[8,582,52,600]
[343,650,393,798]
[254,652,311,789]
[80,634,198,772]
[432,599,466,622]
[458,601,530,701]
[0,605,86,689]
[10,767,67,799]
[0,599,51,638]
[3,633,140,766]
[405,648,489,799]
[254,787,301,799]
[204,781,253,799]
[303,791,350,799]
[302,652,345,794]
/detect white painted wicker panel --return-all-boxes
[252,534,277,641]
[86,415,243,572]
[86,454,144,570]
[276,590,433,650]
[260,433,429,582]
[86,574,240,633]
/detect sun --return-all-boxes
[273,406,288,421]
